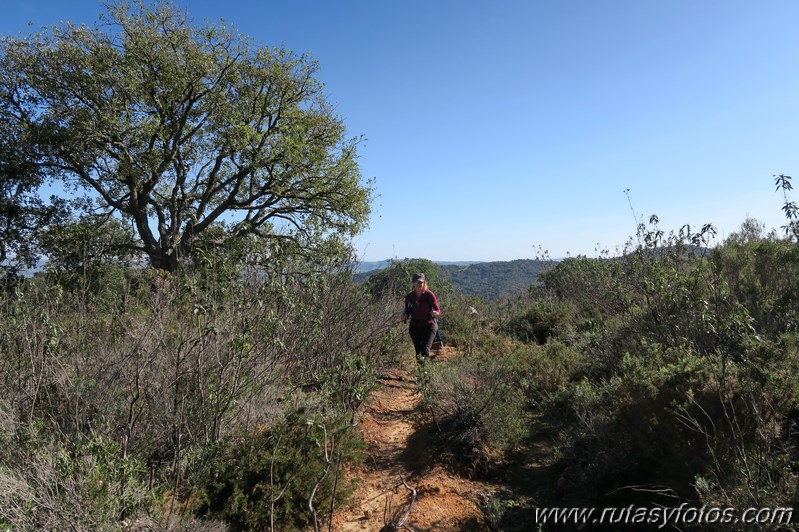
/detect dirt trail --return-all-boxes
[333,347,488,531]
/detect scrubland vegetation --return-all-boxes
[2,1,798,529]
[4,212,799,530]
[0,254,407,530]
[403,212,799,530]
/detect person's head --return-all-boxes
[412,272,426,291]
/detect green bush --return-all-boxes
[196,410,362,531]
[434,293,487,351]
[502,219,799,514]
[421,352,527,471]
[544,348,713,506]
[499,300,578,345]
[0,405,153,529]
[511,341,585,405]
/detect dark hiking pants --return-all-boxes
[409,323,438,360]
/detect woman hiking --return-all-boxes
[402,272,441,361]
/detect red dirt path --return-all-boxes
[333,347,489,531]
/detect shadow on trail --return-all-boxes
[397,407,563,531]
[396,420,439,476]
[483,411,562,531]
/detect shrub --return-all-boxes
[545,348,713,506]
[511,341,585,405]
[434,293,487,351]
[0,403,153,529]
[0,259,400,529]
[195,410,363,531]
[421,352,527,471]
[498,300,577,345]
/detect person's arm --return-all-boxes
[428,291,440,318]
[402,294,411,322]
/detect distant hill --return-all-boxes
[441,259,552,300]
[353,260,393,273]
[354,259,553,300]
[353,259,481,273]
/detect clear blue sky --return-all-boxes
[4,1,799,261]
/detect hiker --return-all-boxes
[402,272,441,361]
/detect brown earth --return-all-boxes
[332,346,490,531]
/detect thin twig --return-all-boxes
[394,477,417,529]
[309,425,331,532]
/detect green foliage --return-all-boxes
[39,215,138,273]
[498,300,577,345]
[539,255,625,320]
[364,258,450,300]
[774,174,799,240]
[196,412,362,530]
[712,227,799,335]
[526,218,799,511]
[512,341,585,404]
[434,213,799,519]
[421,351,528,471]
[480,488,532,532]
[5,167,799,528]
[432,292,486,350]
[0,0,371,271]
[0,408,153,529]
[444,259,551,300]
[319,352,377,420]
[0,259,401,529]
[0,116,69,274]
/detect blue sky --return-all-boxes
[4,1,799,261]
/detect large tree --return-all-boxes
[0,1,370,271]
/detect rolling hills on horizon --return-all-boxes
[354,259,484,273]
[354,258,554,300]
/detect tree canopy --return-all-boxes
[364,258,451,300]
[0,1,371,272]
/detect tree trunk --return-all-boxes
[149,249,178,272]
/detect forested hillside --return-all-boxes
[443,259,550,300]
[356,259,551,300]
